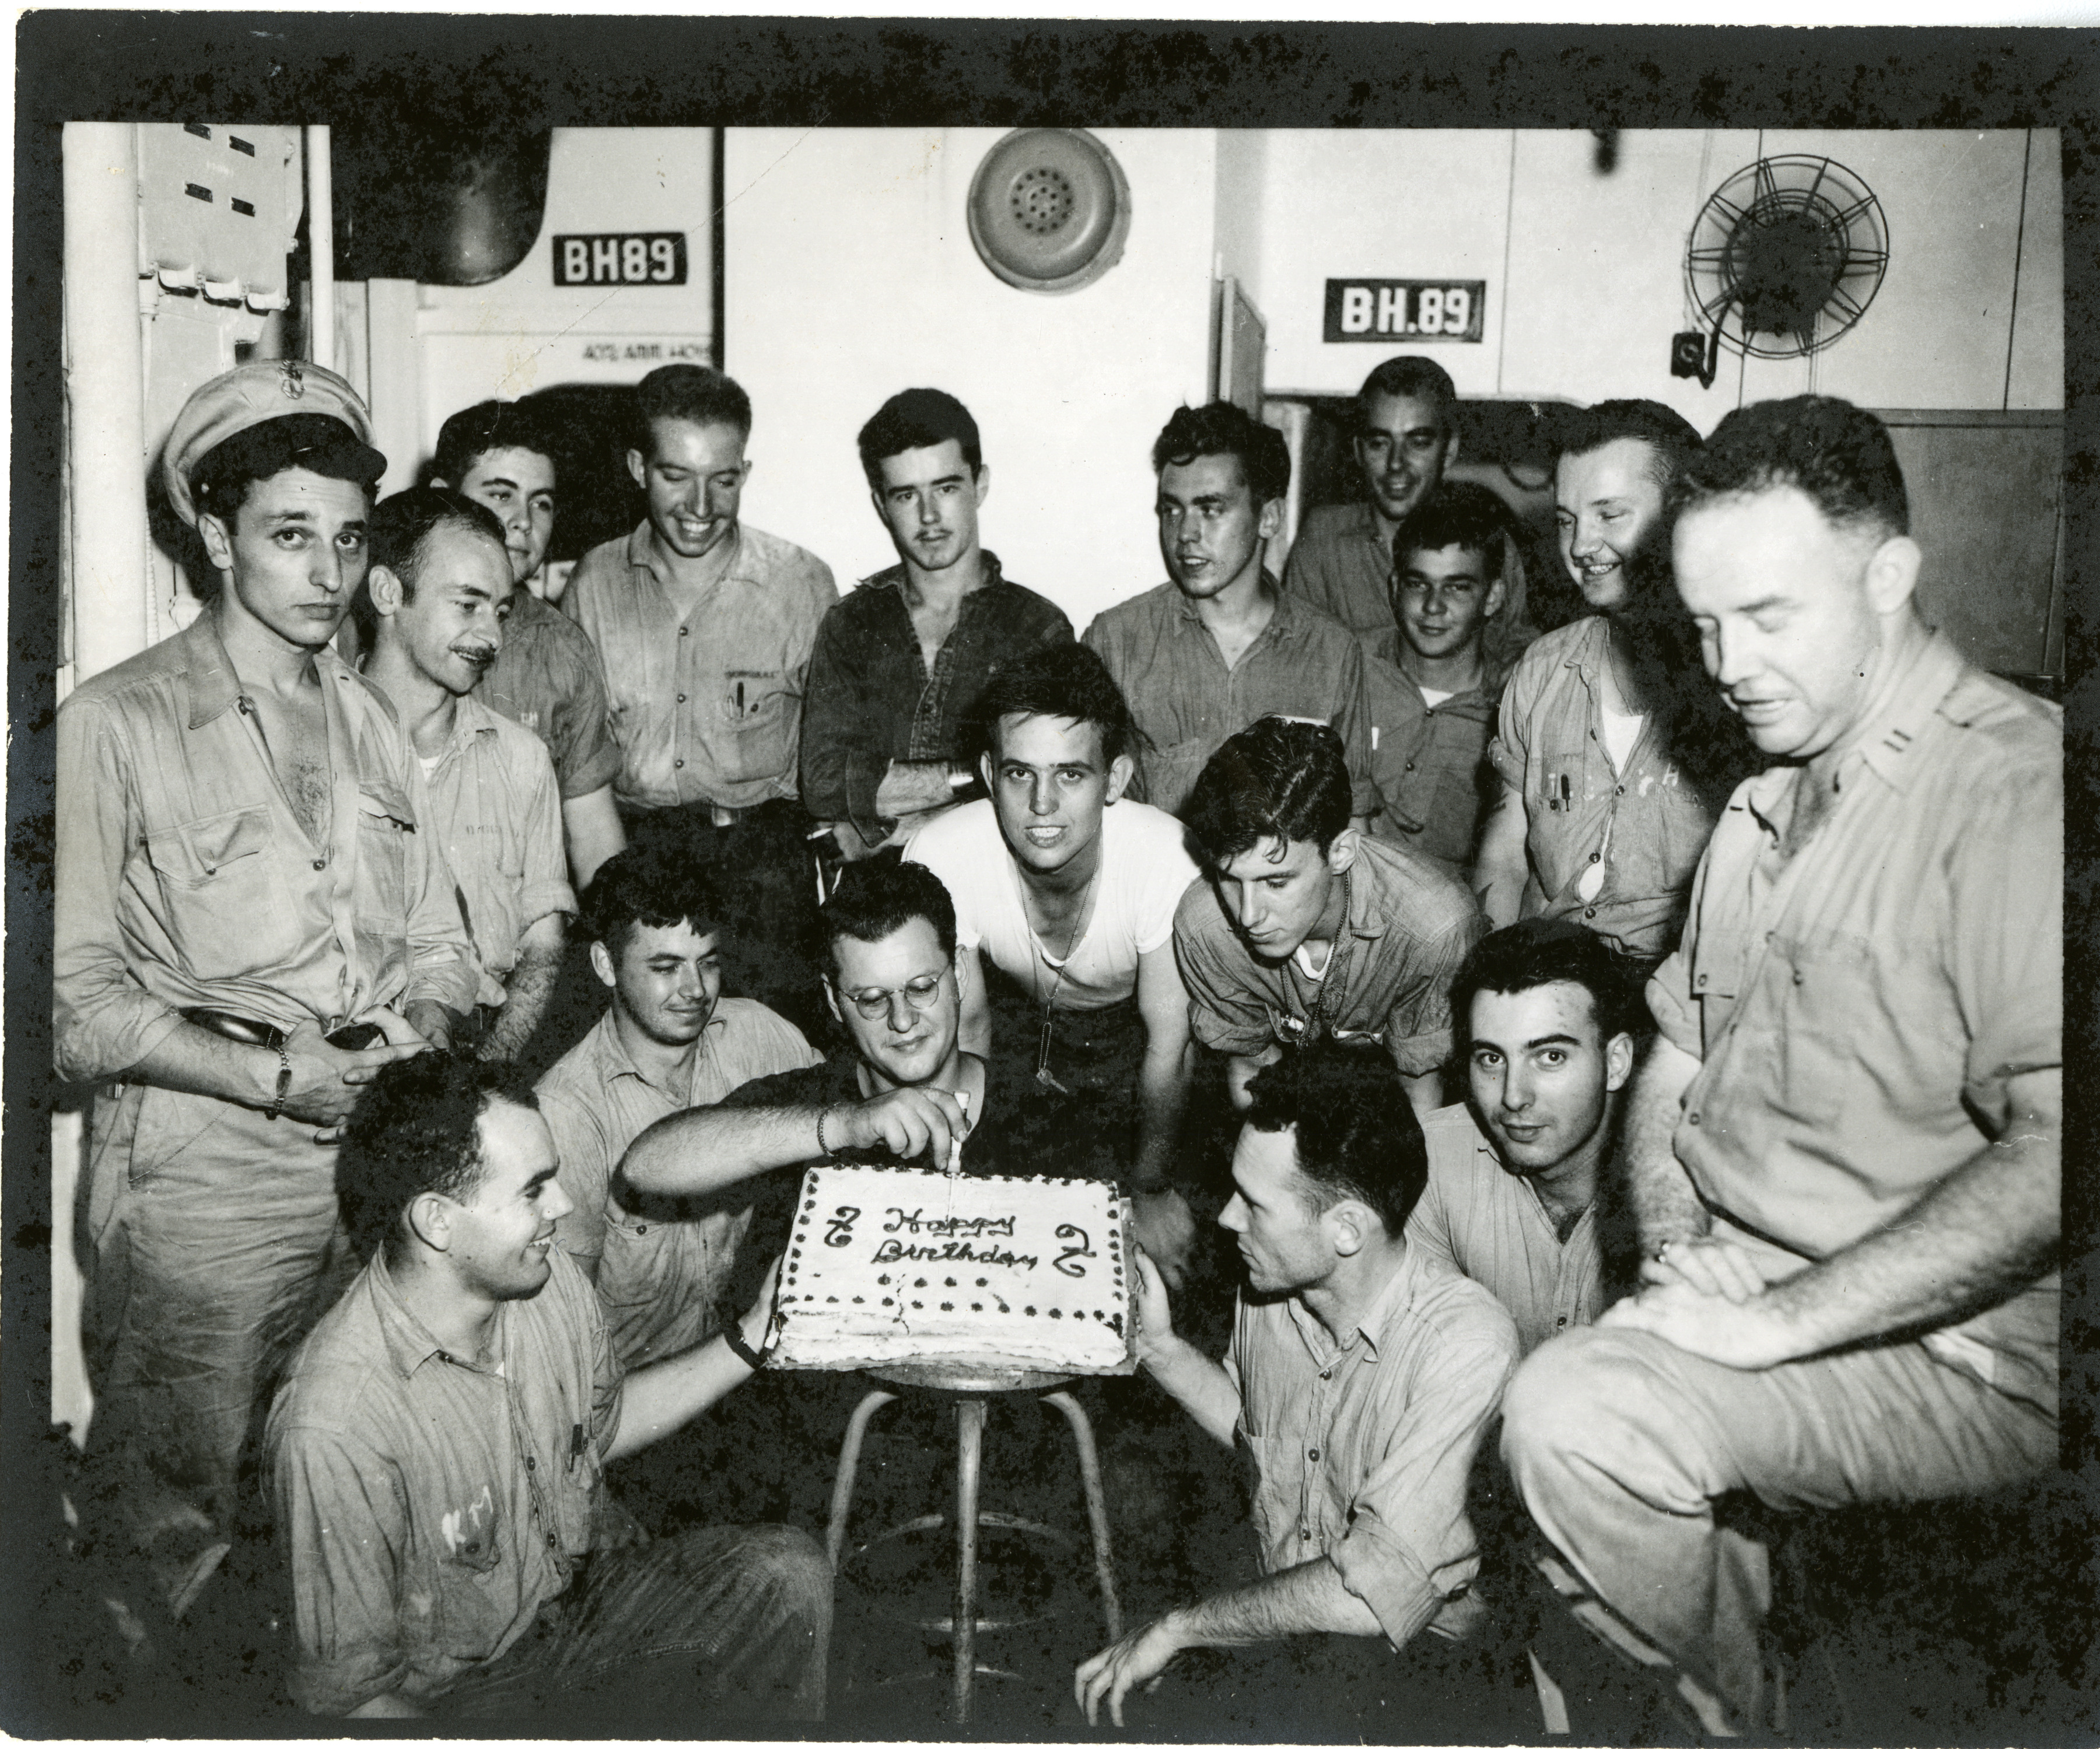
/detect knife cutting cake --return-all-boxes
[770,1165,1134,1372]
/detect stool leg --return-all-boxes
[1043,1391,1122,1641]
[953,1397,988,1725]
[827,1389,899,1572]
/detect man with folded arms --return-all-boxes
[54,362,475,1610]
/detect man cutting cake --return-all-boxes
[619,858,1087,1206]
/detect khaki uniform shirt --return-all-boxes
[480,590,622,801]
[419,692,575,1006]
[1224,1246,1519,1648]
[1174,834,1486,1079]
[540,1000,820,1365]
[266,1247,622,1715]
[562,520,837,812]
[1650,631,2061,1416]
[55,613,479,1084]
[1488,614,1723,961]
[1406,1103,1604,1355]
[1083,579,1377,819]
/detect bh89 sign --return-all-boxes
[1324,279,1486,344]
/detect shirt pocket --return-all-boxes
[142,804,297,982]
[1526,753,1590,899]
[1762,928,1878,1126]
[712,675,794,786]
[355,781,418,969]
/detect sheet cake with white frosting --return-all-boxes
[770,1165,1133,1372]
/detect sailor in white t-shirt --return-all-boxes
[908,643,1202,1287]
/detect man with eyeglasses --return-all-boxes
[620,859,1087,1218]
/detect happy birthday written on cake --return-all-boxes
[821,1203,1101,1277]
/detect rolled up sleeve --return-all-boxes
[1173,885,1274,1058]
[53,696,183,1083]
[1382,908,1485,1078]
[1953,759,2063,1124]
[1325,1334,1516,1649]
[272,1426,412,1715]
[516,748,578,937]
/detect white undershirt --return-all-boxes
[1418,685,1457,709]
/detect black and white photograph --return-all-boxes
[6,15,2092,1743]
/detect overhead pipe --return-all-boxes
[62,122,151,683]
[307,124,334,369]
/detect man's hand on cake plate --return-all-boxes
[741,1254,783,1358]
[1127,1189,1196,1292]
[835,1086,972,1165]
[1076,1617,1182,1727]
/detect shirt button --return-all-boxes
[679,626,689,636]
[635,1225,648,1236]
[526,1456,536,1471]
[1688,1111,1701,1126]
[1320,1370,1331,1381]
[1557,1316,1567,1327]
[1301,1528,1314,1541]
[548,1533,559,1548]
[674,759,684,769]
[676,693,687,703]
[1404,761,1416,772]
[1696,973,1709,988]
[1615,785,1625,795]
[312,858,326,871]
[1308,1449,1320,1463]
[1584,907,1597,919]
[1589,851,1601,863]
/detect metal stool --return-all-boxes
[825,1361,1122,1725]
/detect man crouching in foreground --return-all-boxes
[1076,1043,1518,1737]
[265,1052,829,1722]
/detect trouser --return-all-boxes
[981,963,1147,1184]
[434,1522,832,1725]
[79,1082,356,1578]
[620,797,827,1040]
[1499,1323,2058,1730]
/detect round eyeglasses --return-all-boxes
[842,970,949,1022]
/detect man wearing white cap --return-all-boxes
[54,360,479,1614]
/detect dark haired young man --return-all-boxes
[1175,717,1483,1123]
[1362,481,1517,881]
[1284,357,1461,655]
[362,488,575,1064]
[1502,397,2062,1736]
[534,844,819,1367]
[1084,401,1374,821]
[265,1053,830,1722]
[907,641,1201,1282]
[1410,919,1645,1355]
[1476,399,1749,971]
[55,363,475,1608]
[1075,1045,1518,1733]
[803,387,1072,859]
[431,397,625,888]
[563,363,837,1028]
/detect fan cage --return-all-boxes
[1684,155,1889,362]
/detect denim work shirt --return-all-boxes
[1406,1103,1605,1357]
[1363,653,1499,881]
[1083,577,1377,819]
[1224,1246,1519,1649]
[798,553,1072,843]
[1174,834,1485,1080]
[266,1247,623,1715]
[562,520,838,812]
[1488,614,1723,961]
[55,612,480,1083]
[480,590,622,801]
[1649,631,2062,1417]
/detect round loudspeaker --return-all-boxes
[967,128,1132,294]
